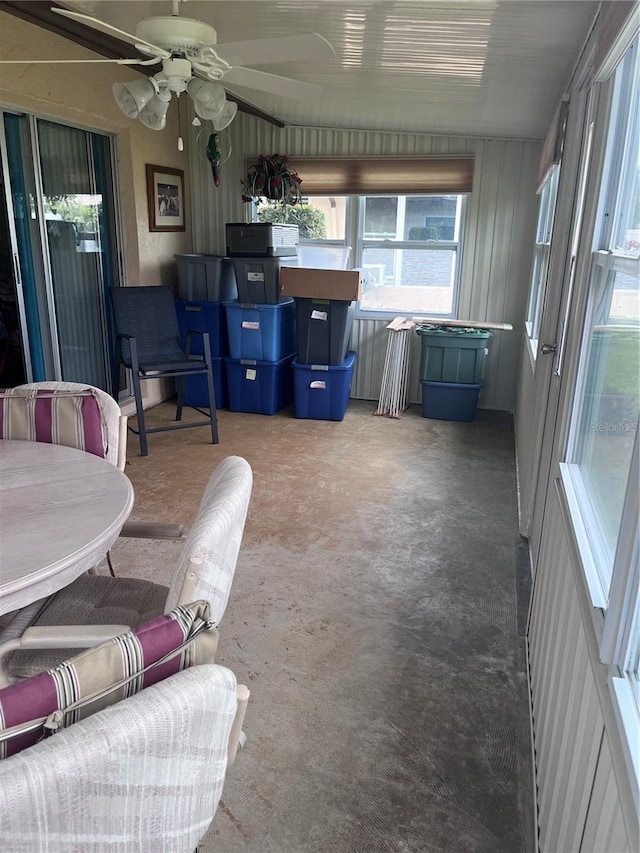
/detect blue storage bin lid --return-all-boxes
[223,297,293,309]
[293,351,356,371]
[225,353,296,367]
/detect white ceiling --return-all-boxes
[65,0,599,139]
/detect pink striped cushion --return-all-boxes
[0,600,217,758]
[0,388,105,459]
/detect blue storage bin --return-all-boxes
[225,354,294,415]
[421,380,483,422]
[292,351,356,421]
[175,300,228,358]
[181,357,227,409]
[224,299,296,361]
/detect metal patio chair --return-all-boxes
[110,285,219,456]
[0,455,253,681]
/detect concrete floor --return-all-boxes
[111,399,534,853]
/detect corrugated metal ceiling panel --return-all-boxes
[60,0,599,138]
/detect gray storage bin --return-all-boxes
[232,256,297,304]
[176,254,237,302]
[295,298,354,365]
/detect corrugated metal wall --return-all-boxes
[528,482,635,853]
[189,117,540,411]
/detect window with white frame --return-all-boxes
[562,34,640,733]
[356,194,465,316]
[525,165,560,351]
[257,192,466,317]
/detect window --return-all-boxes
[564,39,640,594]
[561,35,640,742]
[357,194,465,316]
[525,165,560,351]
[257,192,466,317]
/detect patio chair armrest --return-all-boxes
[120,521,185,540]
[115,333,137,368]
[18,624,130,648]
[184,329,212,360]
[0,625,129,686]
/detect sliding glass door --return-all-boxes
[1,112,120,391]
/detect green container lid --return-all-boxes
[416,324,493,339]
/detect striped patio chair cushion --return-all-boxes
[0,387,106,459]
[0,600,218,759]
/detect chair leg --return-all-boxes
[129,340,149,457]
[106,551,116,577]
[111,347,122,401]
[131,371,148,456]
[227,685,250,766]
[203,332,219,445]
[176,375,185,422]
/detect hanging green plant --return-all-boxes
[241,153,302,205]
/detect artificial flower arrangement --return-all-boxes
[241,153,302,205]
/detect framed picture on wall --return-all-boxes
[146,164,185,232]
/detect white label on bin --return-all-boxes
[242,321,260,330]
[247,272,264,281]
[310,380,326,390]
[245,369,257,381]
[311,310,328,321]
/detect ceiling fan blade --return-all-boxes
[0,57,161,66]
[215,33,334,68]
[52,8,171,59]
[222,67,323,99]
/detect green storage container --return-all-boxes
[417,325,493,384]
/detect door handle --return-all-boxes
[541,343,557,355]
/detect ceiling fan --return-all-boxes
[1,1,335,131]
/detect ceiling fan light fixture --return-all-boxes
[187,78,226,120]
[113,78,157,119]
[139,94,171,131]
[157,56,192,94]
[212,101,238,131]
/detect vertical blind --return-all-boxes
[37,120,111,389]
